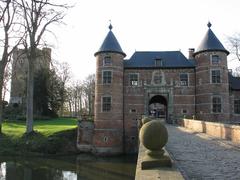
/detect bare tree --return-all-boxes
[19,0,69,133]
[228,34,240,61]
[54,61,71,117]
[82,74,95,115]
[0,0,23,134]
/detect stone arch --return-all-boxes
[148,95,168,119]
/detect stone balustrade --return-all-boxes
[180,118,240,143]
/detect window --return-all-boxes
[103,56,112,66]
[212,96,221,113]
[103,71,112,84]
[102,96,111,112]
[182,109,187,114]
[130,109,136,113]
[129,73,138,86]
[211,55,220,64]
[155,59,163,66]
[211,70,221,83]
[180,73,188,86]
[234,100,240,114]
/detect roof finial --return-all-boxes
[207,21,212,28]
[109,20,113,30]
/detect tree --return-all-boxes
[64,75,95,117]
[228,34,240,76]
[228,34,240,61]
[19,0,69,133]
[0,0,23,133]
[54,61,71,117]
[83,74,95,115]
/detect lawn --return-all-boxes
[2,118,78,138]
[0,118,79,155]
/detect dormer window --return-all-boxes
[103,56,112,66]
[155,59,163,66]
[211,55,220,64]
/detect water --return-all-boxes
[0,154,137,180]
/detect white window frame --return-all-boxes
[211,54,220,65]
[102,70,112,84]
[180,73,189,86]
[129,73,139,86]
[212,96,222,113]
[101,96,112,112]
[211,69,221,84]
[103,56,112,66]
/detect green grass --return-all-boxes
[2,118,77,138]
[0,118,79,156]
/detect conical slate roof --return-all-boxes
[194,22,229,56]
[94,24,126,57]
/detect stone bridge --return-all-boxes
[136,119,240,180]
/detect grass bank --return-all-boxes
[0,118,79,156]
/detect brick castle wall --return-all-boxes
[93,53,124,155]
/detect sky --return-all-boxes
[50,0,240,81]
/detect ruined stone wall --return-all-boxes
[10,48,51,105]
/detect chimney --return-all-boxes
[188,48,195,59]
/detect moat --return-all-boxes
[0,154,137,180]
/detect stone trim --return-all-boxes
[180,118,240,144]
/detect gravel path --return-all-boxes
[165,125,240,180]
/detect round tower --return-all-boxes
[93,24,126,155]
[194,22,230,122]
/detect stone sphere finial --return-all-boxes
[139,120,171,169]
[207,21,212,28]
[139,120,168,151]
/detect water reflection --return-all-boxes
[0,154,136,180]
[0,162,6,179]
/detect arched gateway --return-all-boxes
[149,95,168,119]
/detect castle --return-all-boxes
[77,22,240,155]
[9,48,51,109]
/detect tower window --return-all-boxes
[103,56,112,66]
[234,100,240,114]
[212,96,222,113]
[211,70,221,83]
[129,73,138,86]
[102,96,111,112]
[102,71,112,84]
[180,73,188,86]
[155,59,163,66]
[211,55,220,64]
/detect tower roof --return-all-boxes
[194,22,229,56]
[94,24,126,57]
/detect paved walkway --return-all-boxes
[165,125,240,180]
